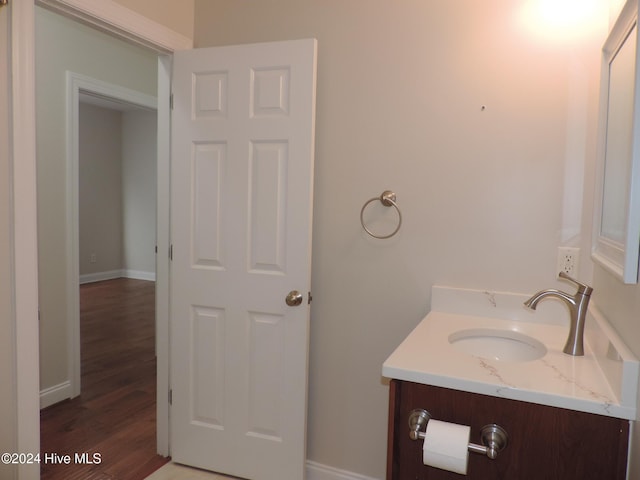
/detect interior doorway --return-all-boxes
[34,4,170,477]
[39,83,163,478]
[62,73,158,400]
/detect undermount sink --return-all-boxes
[448,328,547,362]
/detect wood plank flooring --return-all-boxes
[40,278,169,480]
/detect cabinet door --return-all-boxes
[387,380,629,480]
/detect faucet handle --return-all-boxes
[558,272,593,295]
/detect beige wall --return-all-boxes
[35,6,158,392]
[122,109,157,276]
[194,1,608,477]
[79,104,124,276]
[113,0,194,40]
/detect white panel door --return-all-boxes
[170,39,317,480]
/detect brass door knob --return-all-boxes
[285,290,303,306]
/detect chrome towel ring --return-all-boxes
[360,190,402,239]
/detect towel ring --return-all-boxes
[360,190,402,239]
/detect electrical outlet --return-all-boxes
[90,253,97,264]
[557,247,579,277]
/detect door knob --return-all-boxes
[285,290,303,306]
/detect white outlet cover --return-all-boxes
[557,247,579,276]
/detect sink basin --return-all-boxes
[448,328,547,362]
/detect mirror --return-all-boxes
[593,0,640,284]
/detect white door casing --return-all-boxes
[170,39,317,479]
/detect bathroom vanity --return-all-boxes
[387,380,628,479]
[383,287,638,479]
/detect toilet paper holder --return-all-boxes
[408,409,508,460]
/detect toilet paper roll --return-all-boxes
[422,419,470,475]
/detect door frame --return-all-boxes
[13,0,192,469]
[10,2,41,478]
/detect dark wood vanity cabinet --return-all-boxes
[386,380,629,480]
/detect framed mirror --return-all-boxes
[593,0,640,284]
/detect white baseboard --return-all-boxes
[79,269,124,284]
[123,269,156,281]
[306,461,382,480]
[40,381,72,409]
[79,269,156,284]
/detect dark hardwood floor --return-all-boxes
[40,278,169,480]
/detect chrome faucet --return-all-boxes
[523,272,593,356]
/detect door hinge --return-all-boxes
[169,244,173,261]
[308,291,313,304]
[170,93,174,110]
[168,389,172,405]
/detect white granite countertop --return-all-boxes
[382,286,639,420]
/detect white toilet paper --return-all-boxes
[422,419,471,475]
